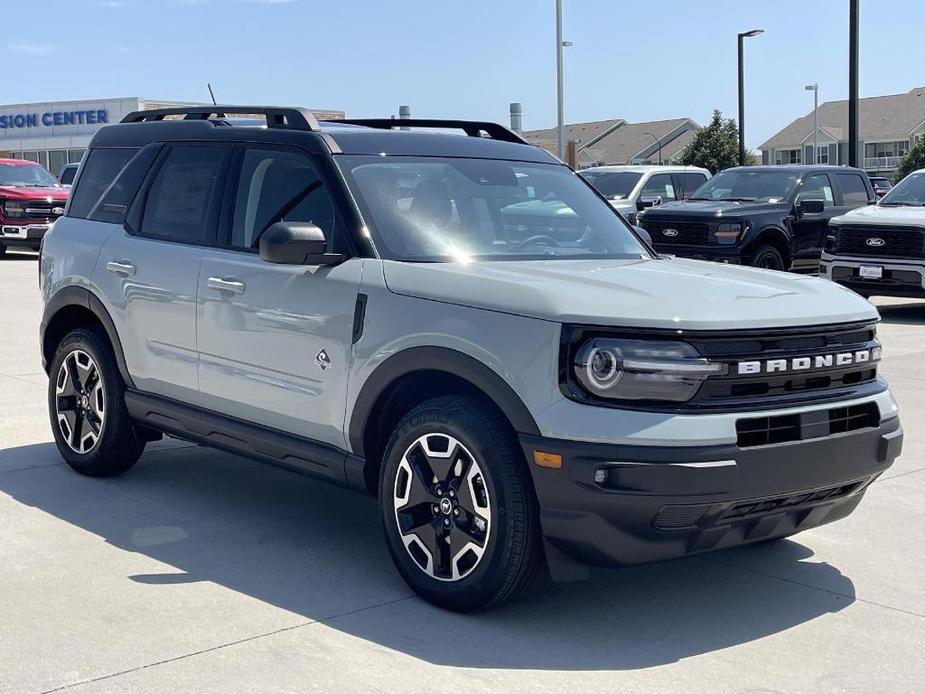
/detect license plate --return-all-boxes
[859,265,882,279]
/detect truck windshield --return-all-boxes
[579,171,642,200]
[689,170,799,203]
[0,162,59,187]
[879,173,925,206]
[338,156,650,262]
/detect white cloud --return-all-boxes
[8,43,55,56]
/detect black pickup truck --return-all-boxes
[637,165,875,272]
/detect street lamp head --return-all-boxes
[804,83,818,91]
[739,29,764,38]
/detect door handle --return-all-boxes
[106,260,136,277]
[207,276,245,295]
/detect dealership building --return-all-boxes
[0,97,345,178]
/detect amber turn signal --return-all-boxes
[532,451,563,469]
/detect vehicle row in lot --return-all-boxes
[0,158,68,257]
[822,168,925,298]
[635,165,876,272]
[39,106,901,612]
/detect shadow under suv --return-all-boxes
[39,107,902,611]
[638,165,876,272]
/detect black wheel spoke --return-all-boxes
[56,394,78,413]
[71,412,84,448]
[66,354,83,392]
[84,413,101,436]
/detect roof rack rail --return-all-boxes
[121,106,320,131]
[327,118,528,144]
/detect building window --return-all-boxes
[48,150,69,178]
[775,149,802,165]
[865,141,910,158]
[68,149,86,164]
[816,145,829,164]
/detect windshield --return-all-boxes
[879,172,925,206]
[338,156,650,262]
[579,171,642,200]
[0,162,59,187]
[689,170,799,203]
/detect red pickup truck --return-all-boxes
[0,158,69,257]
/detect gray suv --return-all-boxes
[40,106,903,612]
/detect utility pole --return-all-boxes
[737,29,764,166]
[848,0,860,167]
[556,0,565,158]
[805,84,819,163]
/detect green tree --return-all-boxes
[680,110,758,174]
[893,139,925,184]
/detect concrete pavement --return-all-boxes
[1,251,923,693]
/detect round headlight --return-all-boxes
[587,347,622,388]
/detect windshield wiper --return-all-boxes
[687,197,714,201]
[716,197,757,202]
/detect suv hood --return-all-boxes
[641,199,789,219]
[0,185,68,201]
[382,257,876,331]
[832,204,925,228]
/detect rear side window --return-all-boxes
[139,145,226,243]
[678,172,708,198]
[67,148,137,219]
[89,144,162,224]
[836,173,871,206]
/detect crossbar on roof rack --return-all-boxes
[121,106,319,131]
[328,118,527,144]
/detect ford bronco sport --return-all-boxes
[40,107,903,612]
[0,158,68,257]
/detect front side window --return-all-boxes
[579,171,641,200]
[835,173,870,206]
[689,170,800,203]
[880,173,925,206]
[338,156,649,261]
[798,174,834,205]
[640,174,677,203]
[139,145,226,243]
[230,148,335,249]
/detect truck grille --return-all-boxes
[22,200,65,222]
[641,220,710,245]
[736,402,880,447]
[836,226,924,258]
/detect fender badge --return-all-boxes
[315,349,332,371]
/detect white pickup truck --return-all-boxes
[821,168,925,298]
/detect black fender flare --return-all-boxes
[347,346,541,457]
[744,225,791,258]
[41,286,135,389]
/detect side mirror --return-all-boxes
[634,225,652,246]
[259,222,344,265]
[798,199,825,215]
[636,195,662,212]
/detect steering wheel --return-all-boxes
[514,234,561,252]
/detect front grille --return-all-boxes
[21,201,64,222]
[718,480,867,522]
[641,219,710,245]
[836,226,924,258]
[736,402,879,447]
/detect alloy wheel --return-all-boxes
[55,349,105,454]
[393,433,492,582]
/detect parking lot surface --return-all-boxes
[1,250,924,694]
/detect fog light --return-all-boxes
[593,468,608,484]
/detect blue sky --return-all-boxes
[6,0,925,149]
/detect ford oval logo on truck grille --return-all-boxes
[866,237,885,247]
[662,228,679,237]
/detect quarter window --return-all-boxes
[835,173,871,206]
[139,145,226,243]
[68,148,138,219]
[230,148,335,250]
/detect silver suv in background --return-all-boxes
[822,168,925,298]
[40,106,902,612]
[580,165,711,225]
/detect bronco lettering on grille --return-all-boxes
[737,348,880,375]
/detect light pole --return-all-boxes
[555,0,573,159]
[737,29,764,166]
[642,131,662,164]
[805,83,819,164]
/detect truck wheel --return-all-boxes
[48,326,146,477]
[0,244,6,259]
[379,395,542,612]
[750,245,785,271]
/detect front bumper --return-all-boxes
[1,223,50,249]
[520,415,902,568]
[820,253,925,298]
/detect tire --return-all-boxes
[0,244,6,258]
[379,395,542,612]
[750,244,786,271]
[48,326,145,477]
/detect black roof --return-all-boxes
[723,164,867,174]
[90,106,561,165]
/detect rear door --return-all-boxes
[93,143,231,402]
[195,144,361,450]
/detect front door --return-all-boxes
[195,145,361,450]
[791,172,836,268]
